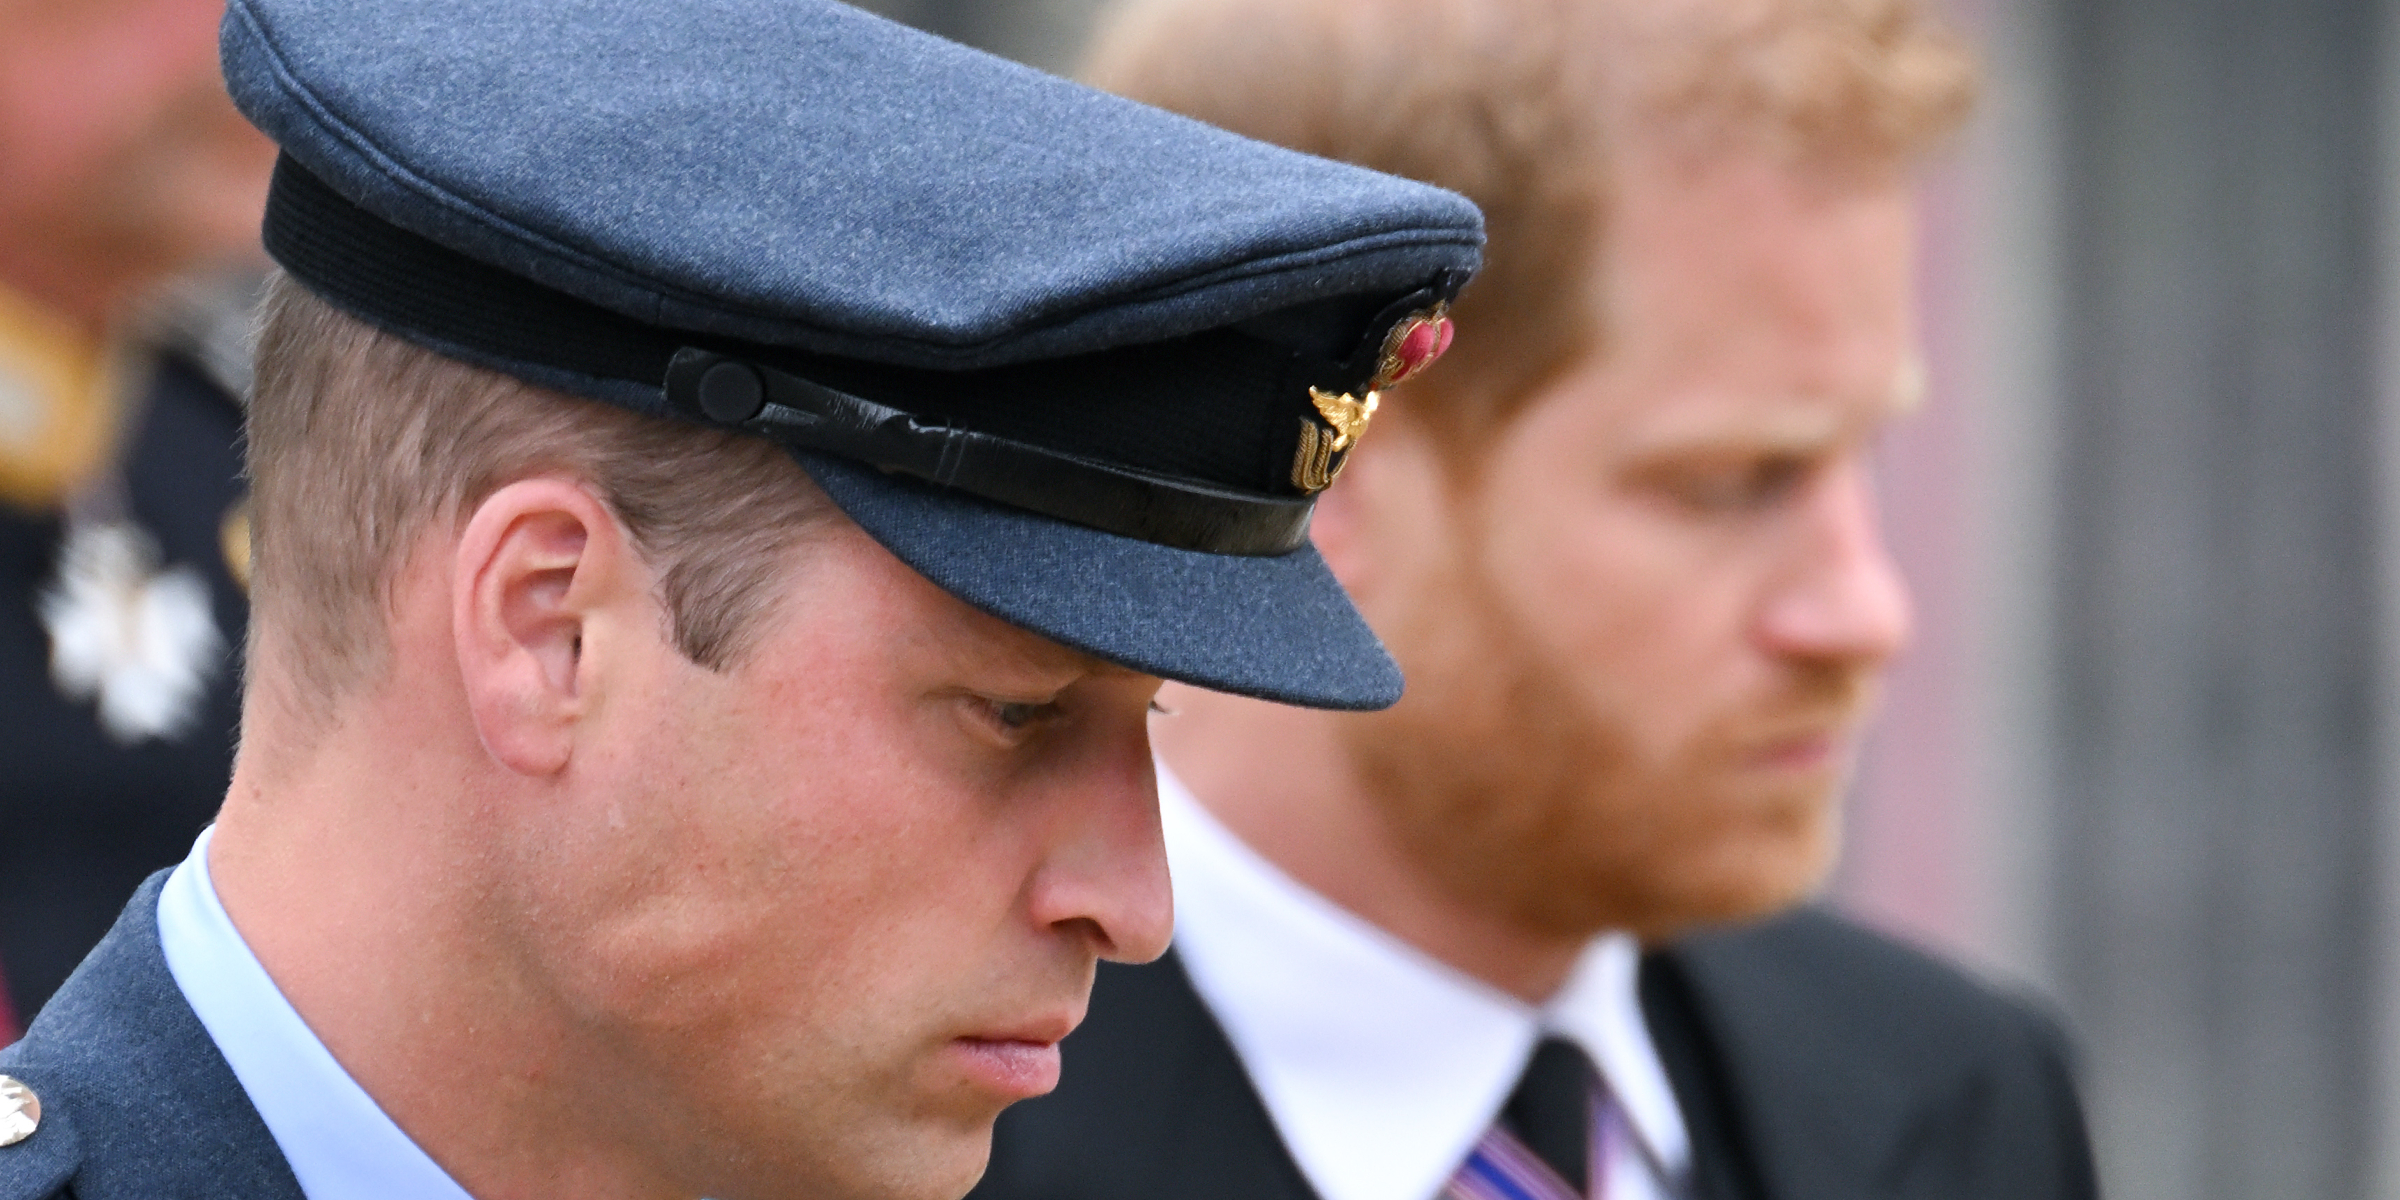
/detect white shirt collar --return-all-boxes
[1160,767,1690,1200]
[157,827,476,1200]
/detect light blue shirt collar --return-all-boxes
[158,827,476,1200]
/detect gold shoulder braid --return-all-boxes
[0,285,125,513]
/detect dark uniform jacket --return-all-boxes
[0,315,251,1029]
[0,873,303,1200]
[973,909,2101,1200]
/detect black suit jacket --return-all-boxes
[973,909,2098,1200]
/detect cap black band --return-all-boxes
[665,349,1314,554]
[260,157,1426,556]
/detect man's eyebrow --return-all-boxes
[1623,360,1928,457]
[1623,409,1848,457]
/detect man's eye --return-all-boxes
[981,698,1066,735]
[1662,457,1811,512]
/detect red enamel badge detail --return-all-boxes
[1370,306,1455,391]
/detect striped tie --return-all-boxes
[1444,1037,1625,1200]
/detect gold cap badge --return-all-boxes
[1292,387,1380,493]
[0,1075,40,1147]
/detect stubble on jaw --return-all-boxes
[1343,547,1864,946]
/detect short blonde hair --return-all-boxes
[1085,0,1976,454]
[246,275,833,708]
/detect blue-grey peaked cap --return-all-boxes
[220,0,1485,710]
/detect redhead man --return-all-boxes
[972,2,2100,1198]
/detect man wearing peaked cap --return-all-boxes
[0,0,1479,1197]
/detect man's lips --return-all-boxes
[949,1036,1065,1100]
[950,1009,1079,1100]
[1751,731,1842,770]
[1738,713,1865,772]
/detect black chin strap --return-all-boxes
[664,349,1314,555]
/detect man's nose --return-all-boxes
[1753,461,1914,667]
[1026,753,1175,964]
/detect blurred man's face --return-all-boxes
[1345,146,1918,942]
[496,521,1172,1200]
[0,0,276,323]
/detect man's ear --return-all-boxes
[452,477,639,776]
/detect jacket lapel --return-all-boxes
[1639,946,1772,1200]
[0,871,304,1200]
[1639,914,1929,1200]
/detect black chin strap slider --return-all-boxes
[693,359,766,423]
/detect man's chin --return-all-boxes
[1647,829,1842,939]
[816,1116,1006,1200]
[1553,794,1845,942]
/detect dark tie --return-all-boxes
[1504,1036,1599,1192]
[1444,1035,1605,1200]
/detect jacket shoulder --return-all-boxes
[1650,908,2099,1200]
[1669,907,2075,1061]
[0,874,302,1200]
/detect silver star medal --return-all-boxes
[40,521,225,743]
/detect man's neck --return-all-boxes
[211,675,688,1200]
[1154,687,1588,1003]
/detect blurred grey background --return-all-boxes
[853,1,2400,1197]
